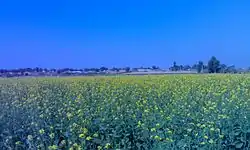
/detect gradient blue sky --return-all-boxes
[0,0,250,68]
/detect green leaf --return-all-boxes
[93,138,103,145]
[234,131,241,136]
[235,142,244,149]
[142,130,149,137]
[176,140,187,148]
[246,129,250,133]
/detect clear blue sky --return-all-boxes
[1,0,250,68]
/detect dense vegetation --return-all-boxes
[0,75,250,149]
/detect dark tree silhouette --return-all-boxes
[208,56,220,73]
[125,67,130,73]
[197,61,204,73]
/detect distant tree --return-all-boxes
[183,65,191,71]
[237,68,246,74]
[225,65,237,73]
[192,64,198,70]
[92,68,100,72]
[57,69,62,74]
[203,65,208,70]
[26,68,32,72]
[132,68,138,72]
[43,68,48,72]
[35,67,39,72]
[208,56,220,73]
[197,61,204,73]
[219,64,227,73]
[84,68,90,72]
[151,65,159,70]
[69,68,75,72]
[50,68,57,72]
[35,67,43,72]
[0,69,7,73]
[173,62,177,71]
[111,67,119,72]
[179,65,184,71]
[170,61,179,71]
[100,66,108,72]
[125,67,131,73]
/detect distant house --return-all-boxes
[49,72,58,76]
[86,70,97,74]
[131,68,138,72]
[137,69,152,72]
[106,70,118,74]
[60,70,83,76]
[118,69,127,73]
[70,71,83,74]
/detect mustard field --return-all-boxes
[0,75,250,149]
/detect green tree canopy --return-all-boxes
[208,56,220,73]
[197,61,204,73]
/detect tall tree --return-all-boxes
[151,65,159,70]
[197,61,204,73]
[171,61,178,71]
[192,64,198,70]
[125,67,131,73]
[220,64,227,73]
[179,65,184,71]
[208,56,220,73]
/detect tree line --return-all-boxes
[170,56,240,73]
[0,56,248,77]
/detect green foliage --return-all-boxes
[0,75,250,149]
[197,61,204,73]
[125,67,131,73]
[169,61,178,71]
[208,56,221,73]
